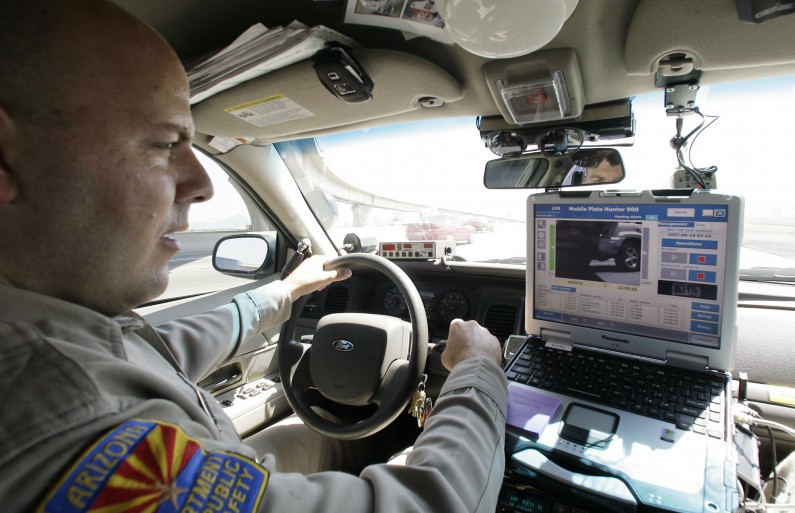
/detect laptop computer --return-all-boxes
[503,189,744,513]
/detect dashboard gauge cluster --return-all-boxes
[382,286,469,323]
[436,290,469,322]
[382,287,408,316]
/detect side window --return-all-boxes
[151,150,275,304]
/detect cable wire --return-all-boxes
[686,110,720,173]
[670,107,720,188]
[767,425,779,497]
[735,411,795,438]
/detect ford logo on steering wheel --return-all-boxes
[332,339,355,352]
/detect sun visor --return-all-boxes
[624,0,795,76]
[191,49,464,139]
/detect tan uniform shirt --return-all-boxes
[0,283,507,513]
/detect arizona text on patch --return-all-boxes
[38,419,268,513]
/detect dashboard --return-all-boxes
[297,262,527,344]
[382,286,470,323]
[295,259,795,381]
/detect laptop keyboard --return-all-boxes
[506,338,728,439]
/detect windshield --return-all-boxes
[278,75,795,282]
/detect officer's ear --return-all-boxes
[0,105,20,204]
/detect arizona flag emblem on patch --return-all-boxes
[39,419,268,513]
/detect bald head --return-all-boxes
[0,0,212,313]
[0,0,182,126]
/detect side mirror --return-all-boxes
[483,148,625,189]
[212,233,276,279]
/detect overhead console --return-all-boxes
[191,48,464,141]
[482,48,585,126]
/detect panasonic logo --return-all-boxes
[602,335,630,344]
[332,340,355,352]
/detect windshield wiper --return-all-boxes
[740,267,795,284]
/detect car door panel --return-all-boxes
[138,276,291,435]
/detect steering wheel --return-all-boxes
[278,253,428,440]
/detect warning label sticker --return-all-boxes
[225,95,314,127]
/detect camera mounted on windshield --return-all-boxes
[478,99,635,159]
[479,100,634,191]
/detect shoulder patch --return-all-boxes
[38,419,268,513]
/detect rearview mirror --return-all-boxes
[483,148,625,189]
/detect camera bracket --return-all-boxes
[655,54,702,117]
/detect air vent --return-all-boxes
[484,304,519,343]
[324,286,350,314]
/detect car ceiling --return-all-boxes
[113,0,795,147]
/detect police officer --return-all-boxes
[0,1,507,512]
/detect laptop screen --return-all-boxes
[527,190,743,371]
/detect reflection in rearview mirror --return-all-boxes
[483,148,625,189]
